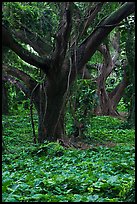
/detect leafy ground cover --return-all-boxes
[2,114,135,202]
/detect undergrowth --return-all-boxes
[2,114,135,202]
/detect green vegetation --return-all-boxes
[2,113,135,202]
[2,2,135,202]
[86,116,134,145]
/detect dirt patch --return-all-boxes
[58,137,117,150]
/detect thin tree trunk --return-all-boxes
[2,80,9,115]
[95,77,128,116]
[95,72,118,116]
[127,93,135,127]
[127,69,135,127]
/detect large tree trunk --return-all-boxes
[33,80,66,143]
[38,96,64,143]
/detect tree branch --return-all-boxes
[3,74,30,98]
[70,2,104,47]
[2,25,51,72]
[3,73,37,143]
[76,2,135,71]
[111,31,121,64]
[53,2,72,67]
[108,61,128,110]
[3,64,37,91]
[78,2,104,39]
[97,44,113,79]
[96,29,121,82]
[13,22,53,56]
[110,77,128,110]
[78,66,91,79]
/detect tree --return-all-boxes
[94,31,129,116]
[2,2,135,143]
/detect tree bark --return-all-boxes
[37,95,64,142]
[96,74,119,116]
[32,80,66,143]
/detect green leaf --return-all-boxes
[107,175,118,184]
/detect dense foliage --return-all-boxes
[2,110,135,202]
[2,2,135,202]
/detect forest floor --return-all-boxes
[2,113,135,202]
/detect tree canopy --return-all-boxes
[2,2,135,142]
